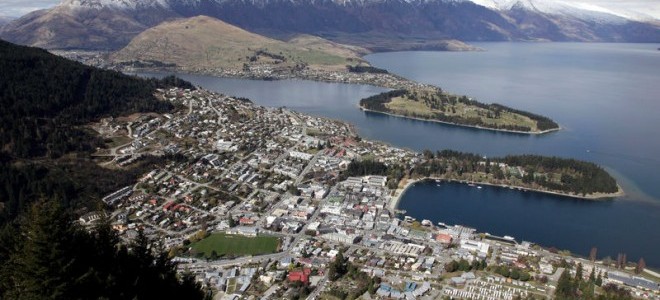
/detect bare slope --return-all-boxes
[111,16,369,71]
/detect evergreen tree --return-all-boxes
[575,263,583,281]
[3,200,79,299]
[0,200,206,300]
[555,269,575,299]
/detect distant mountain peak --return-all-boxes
[2,0,658,51]
[466,0,657,22]
[61,0,170,9]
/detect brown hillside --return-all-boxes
[111,16,369,71]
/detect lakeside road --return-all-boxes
[388,177,625,212]
[359,106,561,135]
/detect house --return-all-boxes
[287,268,312,284]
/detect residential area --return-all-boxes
[92,87,660,300]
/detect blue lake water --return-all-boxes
[140,42,660,267]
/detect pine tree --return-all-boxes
[4,200,79,299]
[555,269,575,299]
[576,263,583,279]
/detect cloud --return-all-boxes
[0,0,60,17]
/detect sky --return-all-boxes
[0,0,658,19]
[0,0,61,18]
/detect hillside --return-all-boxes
[0,39,206,299]
[0,39,193,221]
[1,0,658,51]
[0,2,178,50]
[111,16,369,72]
[0,39,194,158]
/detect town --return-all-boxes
[89,87,660,300]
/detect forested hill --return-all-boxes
[0,40,206,299]
[0,39,193,158]
[0,39,195,221]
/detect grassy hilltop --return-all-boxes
[111,16,370,72]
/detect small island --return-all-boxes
[359,89,560,134]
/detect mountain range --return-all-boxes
[1,0,659,51]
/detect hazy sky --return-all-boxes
[0,0,61,18]
[0,0,658,19]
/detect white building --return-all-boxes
[460,239,490,257]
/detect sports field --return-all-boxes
[190,233,279,258]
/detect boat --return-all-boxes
[477,186,482,189]
[503,235,516,241]
[468,183,476,187]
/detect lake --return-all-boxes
[140,42,660,267]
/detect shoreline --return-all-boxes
[129,66,561,136]
[360,106,561,135]
[389,177,625,211]
[125,66,429,91]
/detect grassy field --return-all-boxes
[384,91,539,131]
[190,233,279,258]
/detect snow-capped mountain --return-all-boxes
[465,0,657,23]
[1,0,658,50]
[61,0,170,9]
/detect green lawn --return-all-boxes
[190,233,279,258]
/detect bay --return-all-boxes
[139,42,660,267]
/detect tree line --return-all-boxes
[346,65,389,74]
[341,150,617,195]
[416,150,617,195]
[556,263,629,300]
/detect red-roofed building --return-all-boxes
[239,217,255,225]
[435,233,453,244]
[288,268,312,284]
[163,201,175,212]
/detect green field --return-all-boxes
[190,233,279,258]
[386,95,538,131]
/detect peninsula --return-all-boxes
[346,150,623,204]
[2,40,649,300]
[359,89,560,134]
[54,16,560,136]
